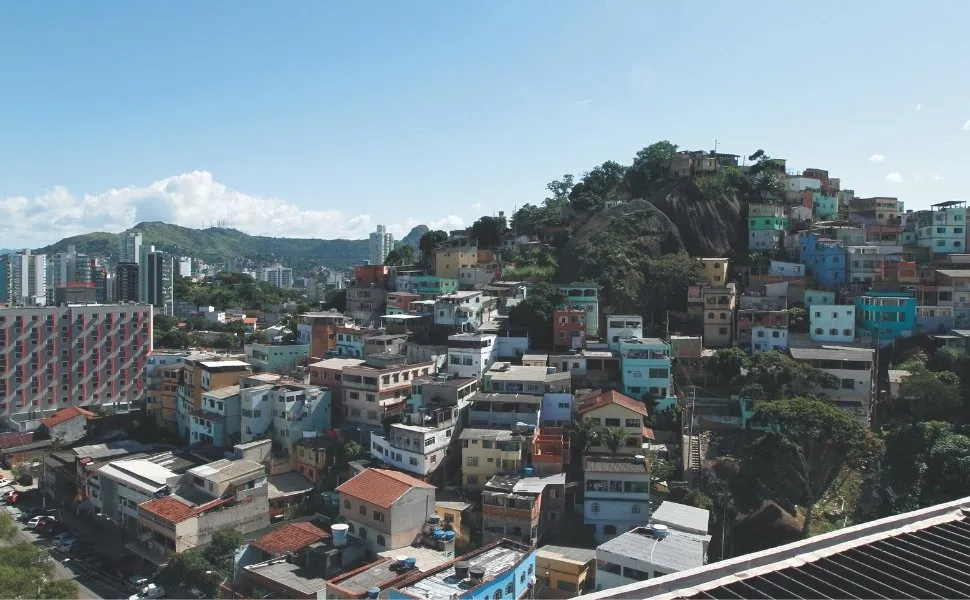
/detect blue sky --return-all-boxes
[1,1,968,247]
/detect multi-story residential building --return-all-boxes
[446,333,497,378]
[578,390,653,455]
[605,315,643,351]
[847,245,885,284]
[119,232,143,264]
[269,382,332,453]
[748,204,789,250]
[434,246,478,280]
[696,258,729,286]
[9,250,47,306]
[855,291,917,343]
[917,201,967,255]
[370,403,459,478]
[803,289,835,309]
[341,358,434,437]
[468,392,541,429]
[916,305,955,334]
[800,233,847,288]
[583,454,651,543]
[0,303,152,430]
[702,284,737,348]
[535,545,597,597]
[556,283,600,337]
[458,265,498,290]
[115,262,139,302]
[484,363,571,396]
[394,274,459,297]
[850,196,904,226]
[810,305,856,344]
[616,338,675,405]
[355,264,392,289]
[335,467,436,553]
[459,428,529,489]
[190,385,241,447]
[407,374,479,415]
[434,291,486,331]
[788,346,874,422]
[149,363,182,430]
[297,311,353,358]
[176,357,251,438]
[346,286,388,323]
[737,295,789,354]
[139,247,174,315]
[369,225,394,266]
[258,265,294,288]
[307,357,364,410]
[552,307,586,352]
[482,473,565,546]
[331,325,372,358]
[595,512,710,591]
[386,291,420,314]
[812,192,839,221]
[244,342,310,373]
[239,379,276,443]
[134,458,269,561]
[89,457,182,532]
[294,436,330,484]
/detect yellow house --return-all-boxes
[578,390,654,455]
[458,428,527,489]
[435,246,478,279]
[536,545,597,597]
[435,501,473,550]
[698,258,730,285]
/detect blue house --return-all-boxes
[800,233,847,288]
[617,337,676,409]
[855,291,917,344]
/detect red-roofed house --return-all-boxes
[39,407,96,444]
[578,390,655,454]
[335,468,436,553]
[253,522,329,558]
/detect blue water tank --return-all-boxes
[404,557,417,569]
[367,587,380,599]
[523,467,534,477]
[442,531,456,542]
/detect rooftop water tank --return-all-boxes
[651,524,669,540]
[404,557,417,570]
[331,523,349,547]
[366,587,380,599]
[523,467,534,477]
[633,454,646,464]
[454,561,470,580]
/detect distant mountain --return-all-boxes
[35,222,429,273]
[0,249,15,256]
[401,224,429,249]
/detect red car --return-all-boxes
[5,491,20,504]
[34,517,56,531]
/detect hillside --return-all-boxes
[36,222,429,272]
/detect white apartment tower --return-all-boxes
[10,250,47,307]
[258,265,293,288]
[369,224,394,265]
[119,232,143,265]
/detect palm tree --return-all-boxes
[602,427,629,455]
[569,418,602,455]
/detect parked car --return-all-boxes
[27,515,49,528]
[129,583,165,600]
[52,531,75,543]
[126,576,149,591]
[5,491,20,504]
[33,517,57,531]
[0,478,12,488]
[57,537,81,551]
[41,523,67,537]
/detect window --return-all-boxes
[843,329,852,336]
[829,328,838,335]
[604,418,621,427]
[376,534,386,547]
[359,505,367,515]
[604,525,617,535]
[343,499,350,509]
[771,331,780,338]
[373,511,384,522]
[506,583,514,595]
[409,457,418,466]
[707,312,714,319]
[625,418,641,428]
[814,328,823,335]
[590,503,600,513]
[466,457,479,467]
[841,378,855,390]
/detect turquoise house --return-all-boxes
[244,342,310,372]
[618,337,676,409]
[190,385,242,447]
[336,330,366,357]
[855,291,916,344]
[407,276,459,297]
[556,283,600,336]
[812,192,839,220]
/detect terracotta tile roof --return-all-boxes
[335,468,435,509]
[578,389,650,417]
[253,522,329,556]
[40,407,96,429]
[243,317,258,324]
[139,495,197,524]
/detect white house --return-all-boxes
[606,315,644,351]
[809,305,856,344]
[369,405,459,477]
[446,333,497,378]
[584,455,651,543]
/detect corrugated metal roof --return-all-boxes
[790,347,874,362]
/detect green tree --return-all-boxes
[737,350,839,399]
[745,149,785,201]
[153,313,179,332]
[569,418,602,455]
[204,526,244,573]
[383,244,416,266]
[899,370,963,422]
[650,456,676,482]
[469,215,508,249]
[601,427,629,454]
[157,549,221,598]
[640,252,704,316]
[882,421,970,512]
[157,329,192,349]
[323,289,347,312]
[749,396,879,537]
[624,141,678,198]
[708,347,750,384]
[0,512,79,599]
[568,161,628,212]
[510,204,546,237]
[419,229,449,253]
[507,283,567,350]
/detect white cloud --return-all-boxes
[0,171,437,248]
[916,103,922,110]
[869,154,886,162]
[885,172,905,183]
[963,120,970,131]
[429,215,465,231]
[470,202,483,211]
[933,175,944,182]
[913,174,923,181]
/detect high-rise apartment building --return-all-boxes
[139,247,174,315]
[369,225,394,265]
[0,256,10,305]
[0,303,152,428]
[10,250,47,307]
[175,256,192,278]
[119,232,143,265]
[258,265,294,288]
[115,263,139,302]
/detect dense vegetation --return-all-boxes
[174,273,304,311]
[0,511,79,598]
[156,526,241,598]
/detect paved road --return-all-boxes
[4,503,130,599]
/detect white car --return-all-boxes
[129,583,165,600]
[0,477,11,487]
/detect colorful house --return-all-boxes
[855,291,916,344]
[556,283,600,337]
[748,204,790,251]
[617,338,676,408]
[800,233,847,288]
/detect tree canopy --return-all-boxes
[881,421,970,512]
[623,141,678,198]
[737,350,839,400]
[157,525,241,598]
[383,244,416,266]
[0,512,79,599]
[508,283,567,350]
[748,396,880,536]
[468,216,507,249]
[899,370,963,422]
